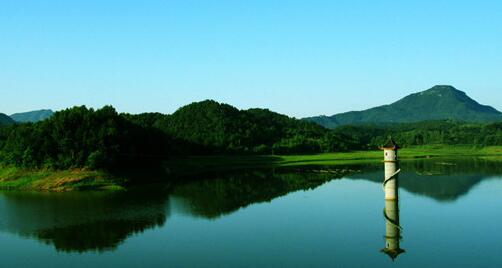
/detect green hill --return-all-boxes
[10,109,53,123]
[153,100,331,154]
[0,113,15,126]
[306,85,502,128]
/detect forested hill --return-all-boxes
[306,85,502,128]
[1,101,502,172]
[149,100,352,154]
[0,113,15,126]
[0,101,357,170]
[10,109,54,123]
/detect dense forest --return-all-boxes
[0,106,174,169]
[1,100,502,171]
[0,101,344,169]
[334,120,502,149]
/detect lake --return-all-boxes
[0,157,501,267]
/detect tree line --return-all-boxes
[1,100,502,170]
[333,120,502,149]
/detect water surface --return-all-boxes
[0,158,501,267]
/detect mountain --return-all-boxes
[0,113,15,126]
[306,85,502,128]
[10,109,54,123]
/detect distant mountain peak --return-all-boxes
[10,109,54,123]
[428,85,458,91]
[305,85,502,128]
[420,85,463,97]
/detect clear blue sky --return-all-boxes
[1,0,501,118]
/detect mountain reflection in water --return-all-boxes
[347,158,502,201]
[0,157,500,254]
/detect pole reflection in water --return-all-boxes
[380,137,405,261]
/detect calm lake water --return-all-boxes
[1,158,501,267]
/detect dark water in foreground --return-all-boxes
[1,158,501,267]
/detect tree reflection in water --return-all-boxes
[0,168,346,252]
[0,157,500,253]
[0,187,170,253]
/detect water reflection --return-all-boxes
[0,157,500,255]
[0,169,341,252]
[348,158,502,201]
[0,187,170,252]
[169,169,340,218]
[382,199,404,260]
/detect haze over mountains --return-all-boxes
[0,110,54,125]
[10,109,54,123]
[305,85,502,128]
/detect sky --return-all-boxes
[1,0,502,118]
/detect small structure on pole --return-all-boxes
[380,136,405,261]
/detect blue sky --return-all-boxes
[1,0,501,117]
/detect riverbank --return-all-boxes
[0,167,124,192]
[1,145,502,191]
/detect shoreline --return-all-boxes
[0,167,124,192]
[1,146,501,192]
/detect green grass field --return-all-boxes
[165,145,502,174]
[1,145,502,191]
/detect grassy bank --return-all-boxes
[0,167,124,192]
[280,145,502,165]
[2,145,502,191]
[165,145,502,175]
